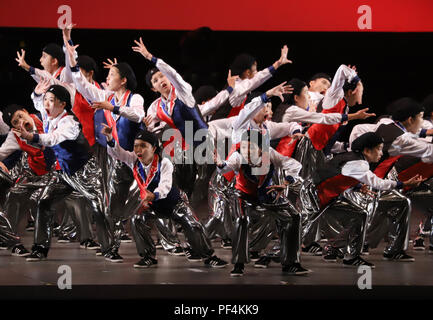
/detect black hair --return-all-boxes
[285,78,307,105]
[2,104,26,127]
[421,94,433,119]
[343,75,361,93]
[113,62,137,91]
[193,85,217,104]
[230,53,256,77]
[309,73,332,83]
[77,55,98,78]
[145,67,160,89]
[42,43,65,67]
[245,91,264,105]
[351,132,384,153]
[46,85,72,112]
[390,97,424,122]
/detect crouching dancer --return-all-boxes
[102,126,227,269]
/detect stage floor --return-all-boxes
[1,233,433,300]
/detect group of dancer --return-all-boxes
[1,24,432,277]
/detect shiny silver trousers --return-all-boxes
[33,156,111,255]
[231,191,301,266]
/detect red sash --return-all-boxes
[132,154,159,212]
[53,67,64,80]
[307,98,346,151]
[104,90,131,143]
[373,156,402,179]
[317,174,360,209]
[227,96,247,118]
[276,135,298,158]
[222,143,240,182]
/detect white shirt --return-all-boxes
[282,105,343,125]
[322,65,358,110]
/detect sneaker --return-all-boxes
[343,256,375,268]
[155,239,163,249]
[167,246,185,256]
[95,249,103,256]
[0,243,8,250]
[230,263,244,277]
[26,250,47,262]
[204,255,228,268]
[57,235,71,243]
[120,234,132,243]
[383,251,415,262]
[249,251,261,262]
[282,263,312,275]
[133,256,158,268]
[25,221,35,232]
[362,243,370,256]
[221,239,232,249]
[80,239,100,250]
[184,248,202,262]
[11,244,31,257]
[254,256,272,269]
[429,246,433,254]
[323,246,344,262]
[105,251,124,263]
[413,238,425,251]
[302,242,323,256]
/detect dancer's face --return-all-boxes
[294,86,310,110]
[150,71,171,97]
[404,112,424,134]
[240,141,262,166]
[363,143,383,163]
[309,78,331,95]
[43,92,66,119]
[40,52,58,74]
[242,62,257,80]
[134,139,156,165]
[347,81,364,106]
[253,103,272,124]
[10,110,34,131]
[106,66,127,92]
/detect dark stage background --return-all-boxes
[1,28,432,139]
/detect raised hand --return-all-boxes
[12,122,33,141]
[101,123,113,141]
[266,82,293,101]
[274,45,292,69]
[64,41,79,67]
[227,70,239,88]
[92,101,114,111]
[62,23,76,43]
[131,37,152,60]
[34,78,51,95]
[102,58,118,69]
[15,49,30,71]
[349,107,376,121]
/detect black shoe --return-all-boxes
[429,246,433,254]
[105,251,124,263]
[221,239,232,249]
[26,250,47,262]
[323,246,344,262]
[249,251,260,262]
[383,251,415,262]
[302,242,323,256]
[57,235,71,243]
[362,243,370,256]
[282,263,312,275]
[80,239,100,250]
[343,256,375,268]
[254,256,272,269]
[11,244,31,257]
[25,221,35,232]
[155,239,163,249]
[0,242,8,250]
[167,246,185,256]
[413,238,425,251]
[204,255,228,268]
[133,256,158,268]
[95,249,103,256]
[230,263,244,277]
[184,248,202,262]
[120,234,132,243]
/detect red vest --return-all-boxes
[276,135,298,158]
[307,98,347,151]
[227,96,248,118]
[317,174,360,209]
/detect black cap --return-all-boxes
[2,104,26,127]
[113,62,137,91]
[135,130,159,148]
[391,97,424,122]
[310,72,332,83]
[46,85,72,112]
[145,67,160,89]
[230,53,256,76]
[351,132,384,153]
[42,43,65,67]
[193,85,218,104]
